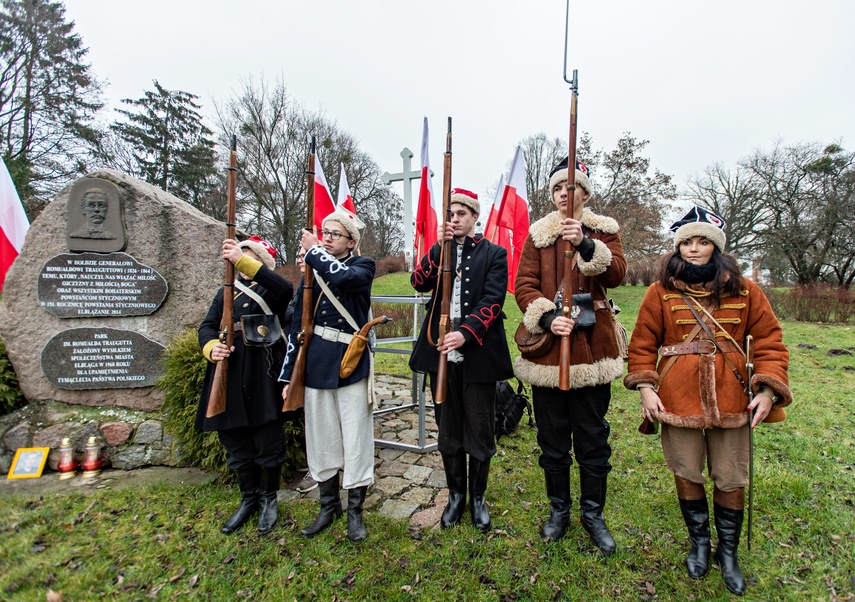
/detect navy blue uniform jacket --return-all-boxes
[409,235,514,383]
[279,246,375,389]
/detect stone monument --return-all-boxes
[0,169,228,472]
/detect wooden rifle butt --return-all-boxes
[206,362,228,417]
[558,335,571,391]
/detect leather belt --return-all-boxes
[314,325,354,345]
[594,300,609,311]
[233,322,242,332]
[659,339,740,357]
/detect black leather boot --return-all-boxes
[222,467,260,535]
[440,453,467,529]
[346,486,368,543]
[257,466,281,535]
[579,473,616,556]
[679,497,711,579]
[469,456,491,533]
[714,503,746,596]
[300,474,343,538]
[541,469,572,542]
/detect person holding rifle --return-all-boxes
[410,188,514,532]
[624,207,792,595]
[196,236,293,536]
[279,206,376,543]
[514,158,626,554]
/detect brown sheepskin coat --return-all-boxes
[624,278,793,429]
[514,208,626,389]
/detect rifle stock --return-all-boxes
[206,135,238,417]
[283,136,317,412]
[434,117,453,404]
[558,81,579,391]
[745,334,755,550]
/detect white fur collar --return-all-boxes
[528,208,620,249]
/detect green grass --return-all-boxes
[1,278,853,600]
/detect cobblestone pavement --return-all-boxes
[1,374,449,529]
[281,373,447,530]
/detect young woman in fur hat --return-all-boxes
[196,236,293,537]
[514,159,626,554]
[624,207,793,596]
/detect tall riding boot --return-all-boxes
[440,453,467,529]
[257,466,281,535]
[540,469,572,542]
[222,467,261,535]
[714,487,746,596]
[346,486,368,543]
[300,473,343,538]
[676,477,710,579]
[468,456,492,533]
[579,472,617,556]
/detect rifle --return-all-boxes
[283,136,317,412]
[206,134,238,417]
[558,5,580,391]
[745,334,755,550]
[434,117,453,404]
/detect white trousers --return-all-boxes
[304,379,374,489]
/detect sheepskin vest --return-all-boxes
[513,208,627,389]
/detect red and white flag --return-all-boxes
[0,159,29,291]
[313,158,336,231]
[414,117,438,260]
[337,163,356,214]
[483,173,510,250]
[494,146,529,293]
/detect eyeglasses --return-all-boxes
[320,229,352,241]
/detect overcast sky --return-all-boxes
[64,0,854,209]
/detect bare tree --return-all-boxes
[744,140,855,287]
[686,163,768,258]
[518,133,565,221]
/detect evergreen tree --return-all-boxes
[110,80,217,204]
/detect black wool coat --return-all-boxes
[409,234,514,384]
[195,265,293,432]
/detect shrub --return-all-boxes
[765,284,854,323]
[375,255,407,278]
[0,336,26,416]
[625,257,659,286]
[157,329,306,476]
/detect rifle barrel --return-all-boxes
[435,117,453,404]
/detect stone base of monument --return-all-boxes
[0,399,187,476]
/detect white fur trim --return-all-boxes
[450,192,479,215]
[674,223,725,252]
[523,297,557,333]
[529,208,620,249]
[549,168,591,195]
[577,239,612,276]
[238,240,275,269]
[514,355,625,389]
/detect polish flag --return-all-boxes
[0,159,29,291]
[337,163,356,214]
[414,117,438,261]
[494,146,529,293]
[483,173,510,250]
[313,158,336,231]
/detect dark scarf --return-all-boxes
[680,262,717,284]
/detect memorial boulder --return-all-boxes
[0,169,225,412]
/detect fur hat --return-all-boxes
[238,235,277,269]
[548,157,592,196]
[323,206,365,243]
[450,188,479,215]
[670,206,727,252]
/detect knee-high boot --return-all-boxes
[714,487,746,596]
[541,469,571,542]
[347,486,368,543]
[300,473,343,538]
[676,477,710,579]
[440,453,467,529]
[579,472,616,556]
[221,467,261,535]
[469,456,491,533]
[257,466,281,535]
